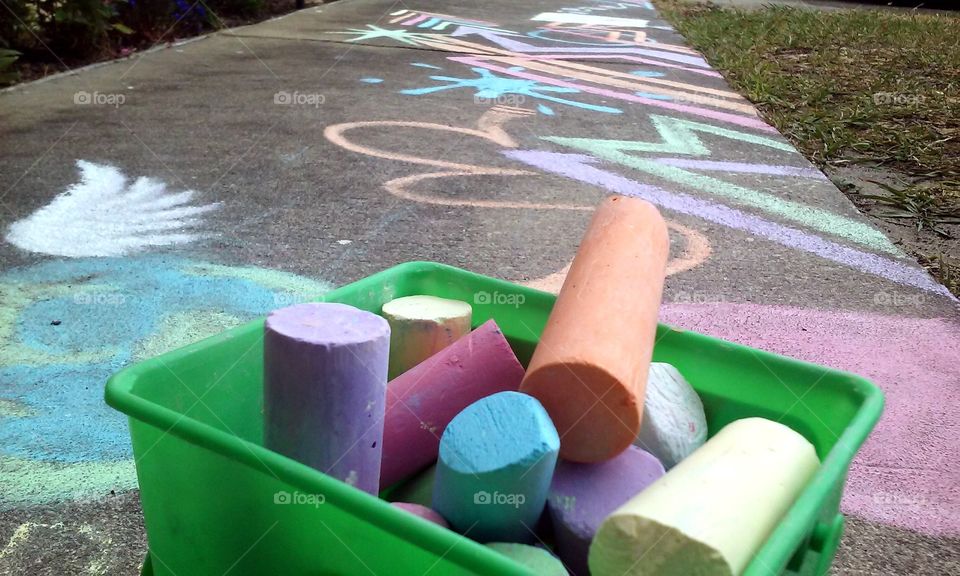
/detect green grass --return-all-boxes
[657,2,959,175]
[657,1,960,293]
[859,179,960,235]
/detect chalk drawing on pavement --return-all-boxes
[506,150,950,297]
[556,2,657,15]
[386,9,516,34]
[401,66,623,114]
[325,108,712,282]
[4,161,219,258]
[325,105,944,297]
[530,12,671,30]
[339,13,762,125]
[523,219,712,293]
[437,32,721,77]
[326,106,550,214]
[542,117,902,255]
[0,256,331,506]
[332,25,429,45]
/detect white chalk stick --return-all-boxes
[634,363,708,469]
[590,418,819,576]
[381,295,472,378]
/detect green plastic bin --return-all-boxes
[105,262,882,576]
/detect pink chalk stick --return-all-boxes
[379,320,525,489]
[548,446,665,575]
[392,502,450,528]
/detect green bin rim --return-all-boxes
[105,261,884,575]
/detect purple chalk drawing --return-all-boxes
[504,150,951,297]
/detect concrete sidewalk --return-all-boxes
[0,0,957,574]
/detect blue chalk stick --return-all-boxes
[433,391,560,542]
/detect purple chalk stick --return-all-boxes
[392,502,450,529]
[548,446,665,575]
[264,303,390,495]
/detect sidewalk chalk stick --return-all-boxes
[634,363,708,469]
[433,391,560,542]
[548,446,665,575]
[589,418,820,576]
[392,502,449,528]
[387,464,436,507]
[380,320,525,489]
[382,295,472,378]
[263,303,390,495]
[486,543,568,576]
[521,195,669,462]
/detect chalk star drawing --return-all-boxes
[0,255,330,506]
[5,160,218,258]
[401,66,622,114]
[333,25,429,46]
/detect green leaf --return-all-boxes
[112,23,134,35]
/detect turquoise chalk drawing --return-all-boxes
[543,115,902,255]
[635,91,673,100]
[333,25,429,45]
[401,66,622,114]
[0,255,330,507]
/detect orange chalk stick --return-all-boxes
[520,195,669,463]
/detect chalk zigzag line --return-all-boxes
[505,150,950,297]
[543,116,902,256]
[323,108,927,295]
